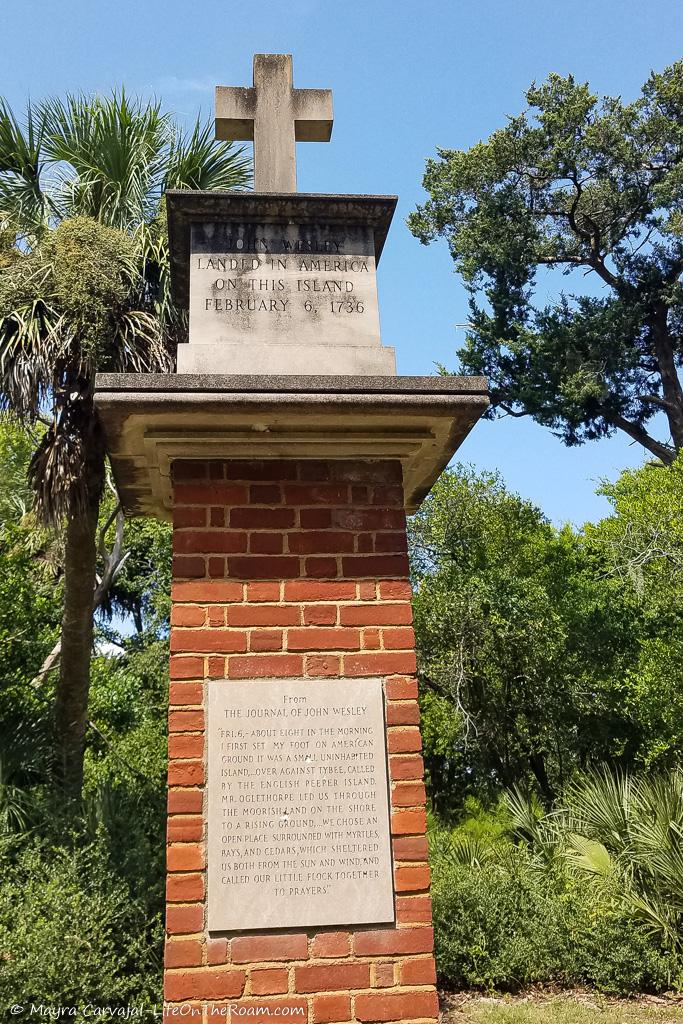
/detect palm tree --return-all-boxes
[508,769,683,953]
[0,91,251,794]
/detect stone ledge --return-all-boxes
[96,373,487,395]
[94,374,489,519]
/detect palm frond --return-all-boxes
[629,771,683,902]
[565,833,614,877]
[506,785,547,845]
[0,756,35,835]
[565,768,633,852]
[446,833,496,869]
[0,300,67,419]
[626,889,683,951]
[28,385,102,524]
[133,216,184,342]
[112,310,173,373]
[40,91,170,230]
[165,116,251,192]
[0,98,48,235]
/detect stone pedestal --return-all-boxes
[166,192,398,377]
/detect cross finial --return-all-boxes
[215,54,333,193]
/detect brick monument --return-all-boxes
[96,54,488,1024]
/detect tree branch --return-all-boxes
[639,393,673,410]
[586,255,621,291]
[555,172,623,291]
[30,637,62,689]
[606,411,675,464]
[93,505,128,608]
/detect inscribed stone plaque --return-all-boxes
[207,677,395,931]
[189,222,381,349]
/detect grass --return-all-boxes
[443,995,683,1024]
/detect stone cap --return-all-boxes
[166,191,398,309]
[94,373,489,519]
[97,373,486,395]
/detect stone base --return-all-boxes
[177,342,396,376]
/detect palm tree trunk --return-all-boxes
[53,415,105,796]
[54,492,100,794]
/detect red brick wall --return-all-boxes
[165,459,438,1023]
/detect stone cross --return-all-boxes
[215,54,333,193]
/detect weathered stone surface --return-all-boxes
[207,677,394,931]
[167,193,396,310]
[169,194,398,376]
[180,220,396,375]
[178,343,395,375]
[215,54,333,193]
[94,373,487,394]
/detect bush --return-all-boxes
[431,840,681,994]
[432,857,573,990]
[0,835,163,1013]
[572,903,681,994]
[0,639,168,1014]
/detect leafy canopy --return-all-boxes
[409,61,683,463]
[410,461,683,809]
[585,457,683,768]
[410,466,641,806]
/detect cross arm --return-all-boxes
[293,89,333,142]
[215,86,257,141]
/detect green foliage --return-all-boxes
[0,524,60,686]
[409,61,683,462]
[0,829,163,1012]
[507,770,683,954]
[101,517,172,634]
[85,640,169,794]
[410,465,641,807]
[430,825,681,994]
[41,217,135,363]
[0,414,35,520]
[432,856,569,990]
[586,456,683,769]
[0,635,168,1010]
[0,421,62,744]
[588,457,683,596]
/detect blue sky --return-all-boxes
[3,0,682,525]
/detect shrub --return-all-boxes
[0,835,163,1012]
[431,856,573,990]
[571,900,680,994]
[430,837,682,994]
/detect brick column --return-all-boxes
[164,459,439,1023]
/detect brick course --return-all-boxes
[165,459,438,1022]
